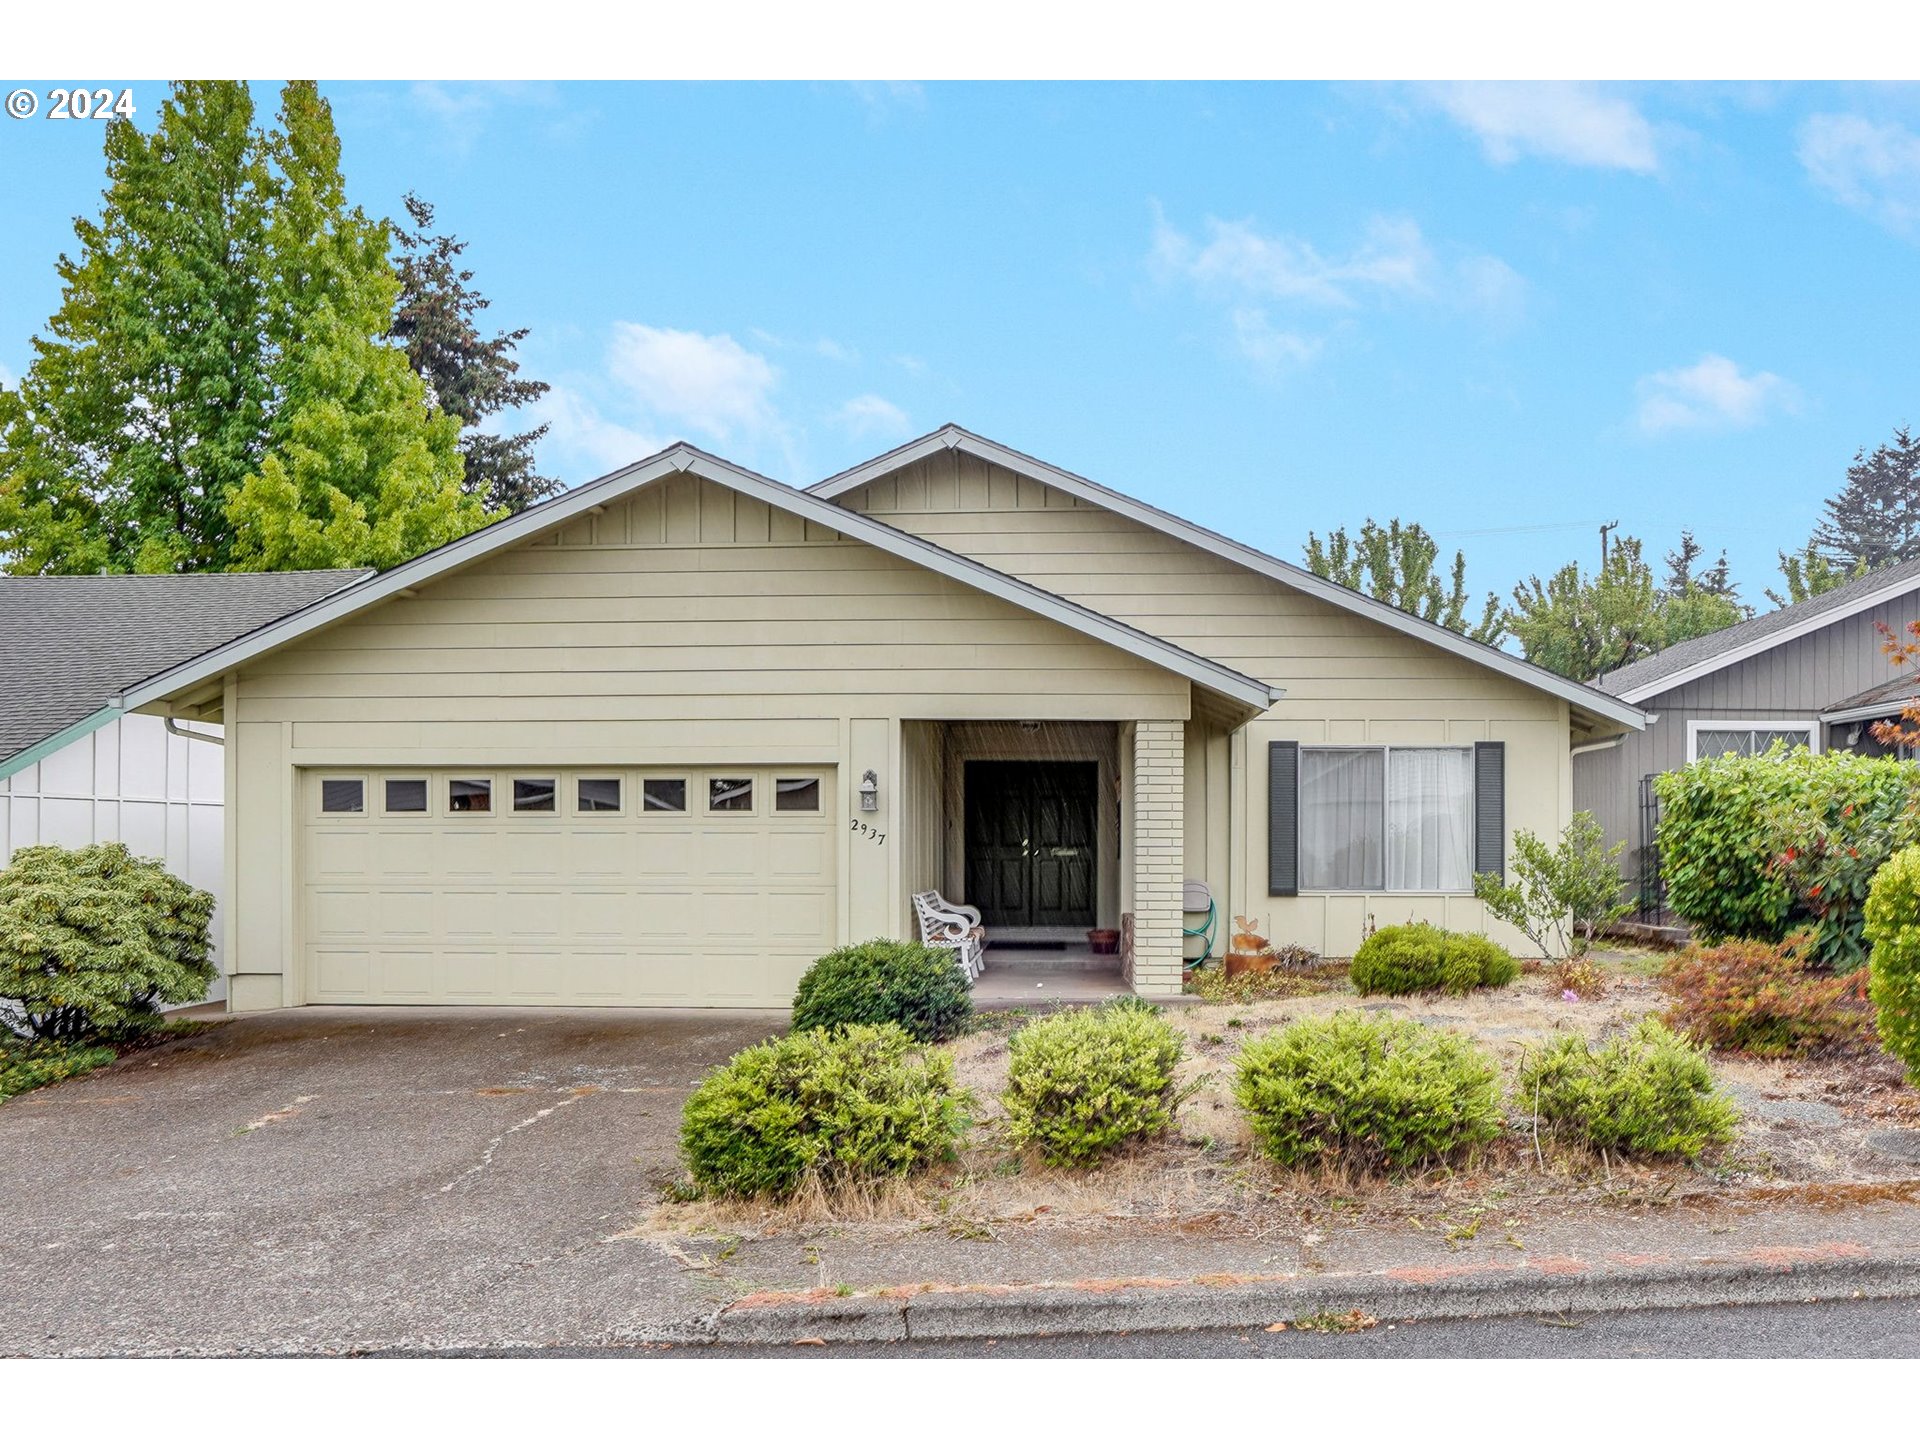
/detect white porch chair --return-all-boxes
[912,890,985,982]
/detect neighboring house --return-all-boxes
[1578,554,1920,908]
[89,426,1643,1012]
[0,571,374,998]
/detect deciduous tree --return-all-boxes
[1304,517,1503,644]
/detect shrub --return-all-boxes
[1552,955,1609,1001]
[1656,748,1920,968]
[1662,937,1871,1058]
[790,938,972,1042]
[0,843,215,1043]
[1473,812,1630,958]
[1349,922,1517,996]
[1233,1011,1501,1170]
[1865,847,1920,1080]
[1516,1019,1738,1160]
[0,1039,117,1100]
[1000,1001,1186,1165]
[679,1023,969,1199]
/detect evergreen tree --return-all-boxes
[1766,542,1868,608]
[391,193,557,513]
[1811,426,1920,570]
[1663,530,1741,604]
[0,82,272,572]
[0,81,489,576]
[1304,517,1504,644]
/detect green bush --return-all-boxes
[1473,812,1630,958]
[1865,847,1920,1081]
[1349,922,1517,996]
[0,1039,117,1100]
[1000,1001,1186,1166]
[1516,1019,1738,1160]
[1655,748,1920,967]
[1233,1011,1501,1170]
[0,843,215,1043]
[790,938,972,1043]
[679,1023,969,1199]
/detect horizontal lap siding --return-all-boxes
[840,451,1573,957]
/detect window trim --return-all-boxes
[1297,744,1477,896]
[574,774,626,816]
[1685,719,1821,763]
[381,775,431,817]
[318,774,368,816]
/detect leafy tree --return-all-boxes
[0,81,491,575]
[1663,530,1741,604]
[1473,812,1631,960]
[391,193,558,513]
[1304,517,1504,643]
[1505,534,1744,681]
[0,82,273,573]
[1766,542,1867,608]
[1811,425,1920,571]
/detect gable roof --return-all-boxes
[810,425,1646,732]
[0,569,372,777]
[118,444,1278,717]
[1823,671,1920,724]
[1596,553,1920,704]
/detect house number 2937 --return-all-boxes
[850,819,887,845]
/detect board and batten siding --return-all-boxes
[836,450,1575,956]
[1,714,227,1000]
[222,474,1196,1007]
[1575,583,1920,886]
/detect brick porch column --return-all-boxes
[1130,718,1185,997]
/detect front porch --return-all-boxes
[897,717,1191,997]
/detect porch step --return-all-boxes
[984,946,1124,974]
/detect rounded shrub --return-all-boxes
[1652,751,1800,944]
[1000,1000,1186,1166]
[1233,1011,1501,1170]
[679,1023,970,1199]
[1515,1019,1738,1160]
[1349,922,1516,996]
[791,938,972,1042]
[1661,937,1869,1058]
[1865,846,1920,1081]
[0,842,215,1044]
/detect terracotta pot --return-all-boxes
[1086,928,1121,955]
[1224,950,1277,979]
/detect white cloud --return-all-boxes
[833,393,911,439]
[1153,207,1432,309]
[606,324,779,442]
[1799,113,1920,234]
[1453,254,1529,326]
[535,386,664,472]
[1633,354,1798,436]
[1421,82,1660,173]
[1229,309,1321,375]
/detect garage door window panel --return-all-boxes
[577,777,624,814]
[320,777,365,814]
[449,778,492,814]
[642,778,687,813]
[384,777,429,815]
[775,777,821,813]
[513,777,557,813]
[709,777,754,813]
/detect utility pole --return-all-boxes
[1599,520,1620,566]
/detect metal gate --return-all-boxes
[1636,772,1665,922]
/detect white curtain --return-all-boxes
[1386,748,1474,891]
[1300,749,1385,890]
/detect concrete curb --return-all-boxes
[712,1244,1920,1346]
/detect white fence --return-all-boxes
[1,714,226,1002]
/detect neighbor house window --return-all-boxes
[642,778,686,813]
[774,777,820,812]
[320,778,364,814]
[384,778,428,814]
[709,777,754,812]
[513,778,556,813]
[448,778,492,813]
[1688,722,1818,761]
[1299,747,1474,893]
[577,777,622,813]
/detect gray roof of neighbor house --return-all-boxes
[1823,670,1920,720]
[1595,553,1920,702]
[0,569,373,768]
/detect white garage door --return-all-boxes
[301,767,837,1006]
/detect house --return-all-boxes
[0,571,373,998]
[91,426,1643,1011]
[1577,554,1920,909]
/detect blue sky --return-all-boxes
[5,80,1920,607]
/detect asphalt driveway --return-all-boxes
[0,1007,785,1356]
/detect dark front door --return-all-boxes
[963,761,1097,928]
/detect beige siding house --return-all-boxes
[117,428,1644,1011]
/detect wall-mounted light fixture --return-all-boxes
[859,769,879,812]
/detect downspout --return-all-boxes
[165,716,224,746]
[1571,734,1627,759]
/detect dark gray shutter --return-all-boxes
[1268,741,1299,896]
[1474,741,1506,880]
